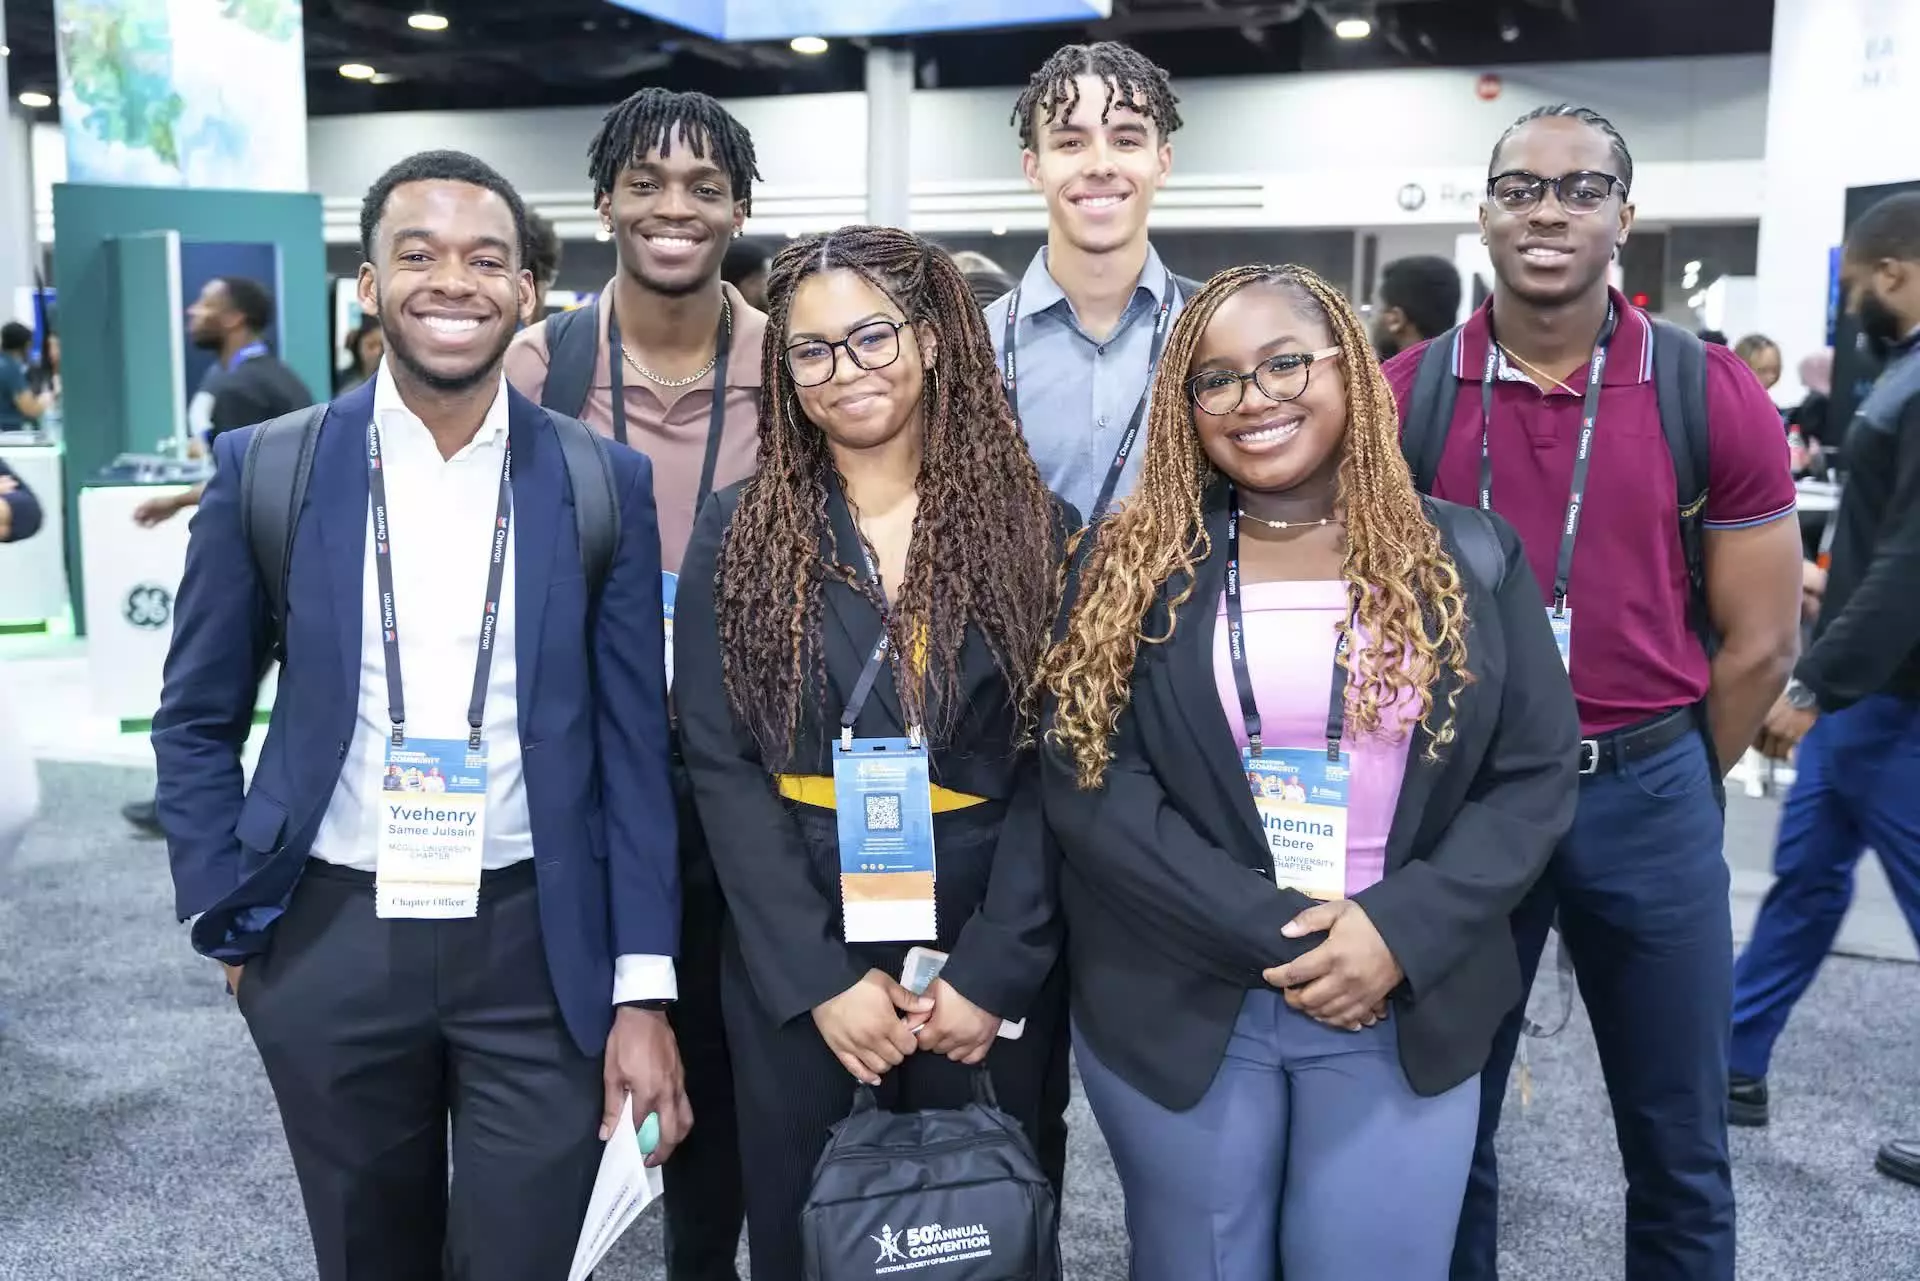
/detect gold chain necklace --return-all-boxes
[623,296,730,388]
[1497,343,1580,396]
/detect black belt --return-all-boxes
[1578,708,1697,777]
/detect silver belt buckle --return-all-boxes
[1577,738,1600,775]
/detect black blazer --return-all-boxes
[1041,485,1579,1108]
[676,481,1072,1029]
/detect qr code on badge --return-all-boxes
[864,793,903,832]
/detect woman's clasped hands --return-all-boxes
[812,968,1006,1085]
[1263,898,1403,1032]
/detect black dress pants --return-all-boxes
[720,934,1067,1281]
[662,761,747,1280]
[239,861,604,1281]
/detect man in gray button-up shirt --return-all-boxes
[987,40,1189,524]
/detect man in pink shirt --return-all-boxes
[505,88,765,1281]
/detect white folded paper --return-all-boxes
[567,1096,666,1281]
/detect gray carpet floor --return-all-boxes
[1,761,1916,1280]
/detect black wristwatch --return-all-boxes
[620,999,674,1012]
[1784,679,1819,712]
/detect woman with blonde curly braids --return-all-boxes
[674,227,1074,1279]
[1037,264,1579,1280]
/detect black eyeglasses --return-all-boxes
[1188,347,1342,416]
[783,319,910,388]
[1487,170,1625,216]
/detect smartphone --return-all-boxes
[900,946,1026,1040]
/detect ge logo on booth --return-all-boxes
[124,583,174,630]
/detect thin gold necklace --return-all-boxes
[623,296,730,388]
[1497,343,1579,395]
[1239,510,1342,532]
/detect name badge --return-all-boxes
[1245,747,1349,900]
[661,571,678,689]
[1547,605,1573,671]
[375,737,487,918]
[832,736,937,943]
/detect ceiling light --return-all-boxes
[1333,17,1372,39]
[594,227,611,243]
[407,11,449,31]
[17,91,51,109]
[339,63,377,80]
[991,224,1007,236]
[790,35,829,55]
[1,45,11,57]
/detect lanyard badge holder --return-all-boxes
[608,299,733,690]
[1479,310,1614,673]
[1225,499,1353,901]
[828,492,938,944]
[1001,268,1179,524]
[368,419,512,919]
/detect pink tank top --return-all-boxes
[1212,579,1416,896]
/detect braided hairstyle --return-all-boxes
[588,88,761,211]
[1040,265,1473,790]
[1012,41,1183,150]
[714,227,1062,767]
[1491,104,1633,194]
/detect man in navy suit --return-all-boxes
[152,150,688,1281]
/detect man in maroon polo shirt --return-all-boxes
[1384,105,1803,1281]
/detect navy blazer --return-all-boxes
[152,379,679,1056]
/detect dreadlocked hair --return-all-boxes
[1492,104,1634,194]
[1039,264,1473,790]
[1011,41,1183,150]
[714,226,1062,768]
[588,88,762,211]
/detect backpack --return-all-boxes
[240,402,620,663]
[539,297,599,423]
[801,1074,1058,1281]
[1400,317,1715,657]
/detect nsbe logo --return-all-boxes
[871,1221,993,1270]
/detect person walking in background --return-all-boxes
[949,250,1017,310]
[336,316,384,395]
[183,277,315,449]
[987,40,1191,525]
[1725,194,1920,1193]
[0,322,51,432]
[527,209,564,321]
[674,228,1072,1281]
[1383,104,1804,1281]
[0,456,43,545]
[151,150,688,1281]
[505,86,766,1281]
[1372,255,1463,359]
[1037,264,1577,1280]
[1736,333,1783,393]
[721,236,772,313]
[125,276,318,839]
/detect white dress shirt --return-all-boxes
[309,365,674,1004]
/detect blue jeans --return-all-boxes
[1452,731,1734,1281]
[1730,695,1920,1079]
[1077,991,1479,1281]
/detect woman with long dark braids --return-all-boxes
[1036,264,1579,1279]
[674,226,1071,1277]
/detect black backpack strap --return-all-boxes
[1402,327,1463,494]
[1650,319,1716,656]
[548,409,620,600]
[539,297,600,422]
[241,404,328,664]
